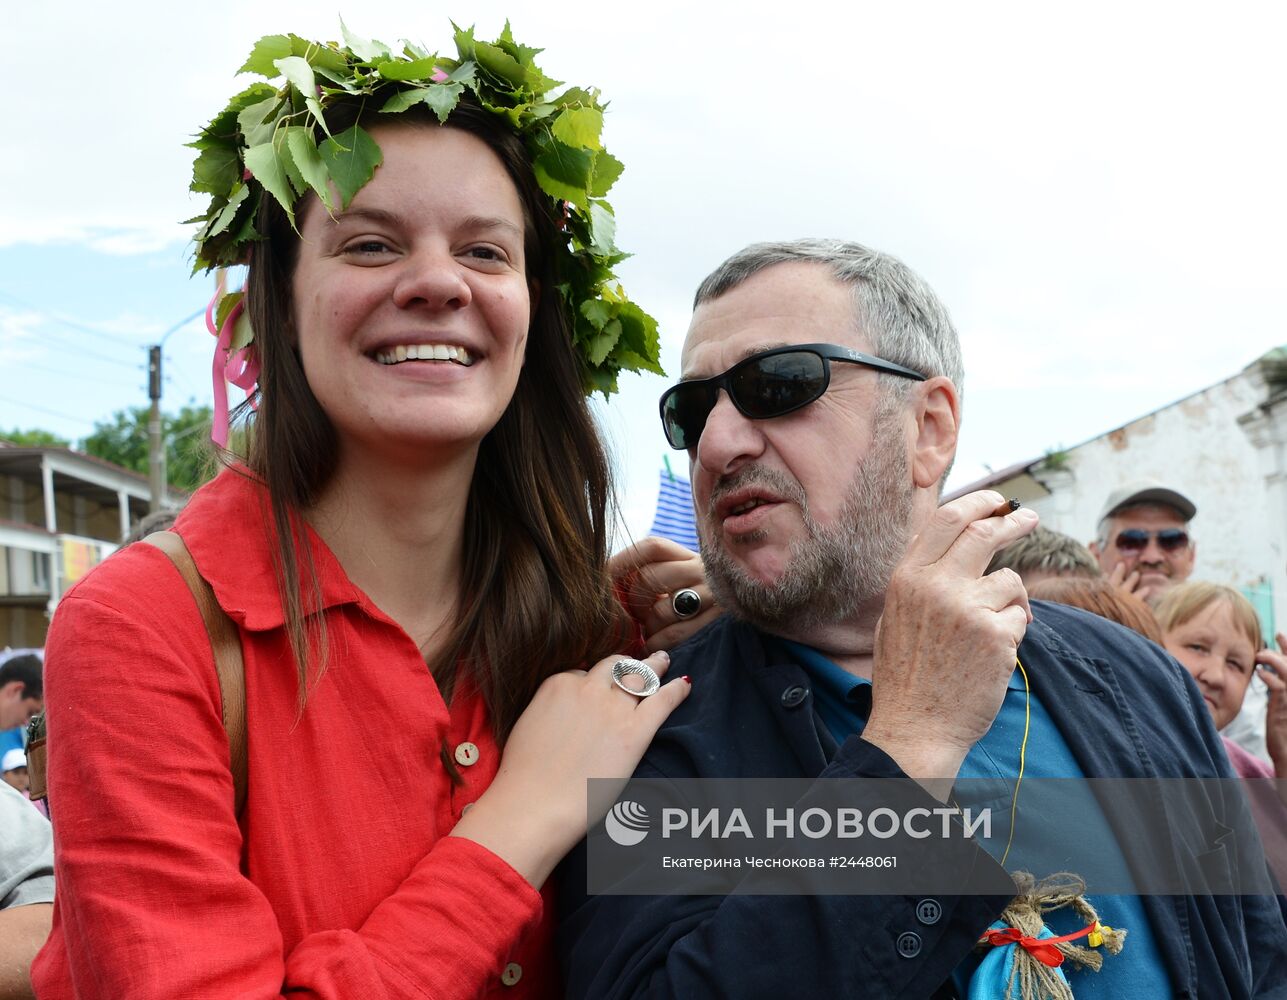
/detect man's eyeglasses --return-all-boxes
[658,343,927,450]
[1113,528,1191,553]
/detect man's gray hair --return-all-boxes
[987,526,1101,579]
[693,239,965,399]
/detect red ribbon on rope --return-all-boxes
[980,921,1099,968]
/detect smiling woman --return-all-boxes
[1156,582,1261,731]
[30,24,704,1000]
[1155,581,1287,785]
[289,125,531,464]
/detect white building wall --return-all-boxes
[1026,363,1282,630]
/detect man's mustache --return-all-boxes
[706,466,809,520]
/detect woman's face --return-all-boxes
[291,124,531,465]
[1163,599,1256,729]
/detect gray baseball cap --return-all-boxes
[1098,480,1197,524]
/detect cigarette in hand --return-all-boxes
[990,498,1022,518]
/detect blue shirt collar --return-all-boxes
[777,638,870,699]
[772,640,1024,694]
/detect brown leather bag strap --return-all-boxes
[142,530,247,818]
[25,713,47,802]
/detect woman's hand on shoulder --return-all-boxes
[609,536,720,651]
[451,649,690,888]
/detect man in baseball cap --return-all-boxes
[1,748,27,795]
[1089,479,1197,605]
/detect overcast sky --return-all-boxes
[3,1,1284,541]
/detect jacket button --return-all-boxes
[781,685,809,709]
[915,899,942,925]
[501,962,522,986]
[896,931,922,958]
[454,742,480,766]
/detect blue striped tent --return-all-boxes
[648,469,700,552]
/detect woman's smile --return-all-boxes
[291,124,530,458]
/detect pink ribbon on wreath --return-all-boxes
[205,286,261,448]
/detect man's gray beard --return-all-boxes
[699,413,914,636]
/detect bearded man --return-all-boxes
[558,240,1287,999]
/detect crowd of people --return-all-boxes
[1,20,1284,1000]
[989,480,1286,783]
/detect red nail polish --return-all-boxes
[682,675,692,684]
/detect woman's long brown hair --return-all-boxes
[235,98,626,740]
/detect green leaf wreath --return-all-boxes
[189,20,663,396]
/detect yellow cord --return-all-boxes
[1000,656,1031,867]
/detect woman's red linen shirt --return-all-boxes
[33,470,559,999]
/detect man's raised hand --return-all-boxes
[862,491,1039,798]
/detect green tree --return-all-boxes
[79,405,217,494]
[0,427,72,447]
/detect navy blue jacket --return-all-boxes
[558,601,1287,998]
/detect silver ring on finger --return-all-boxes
[671,588,702,620]
[611,658,661,698]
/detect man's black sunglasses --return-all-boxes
[659,343,927,450]
[1114,528,1191,553]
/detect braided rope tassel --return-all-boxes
[982,873,1127,1000]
